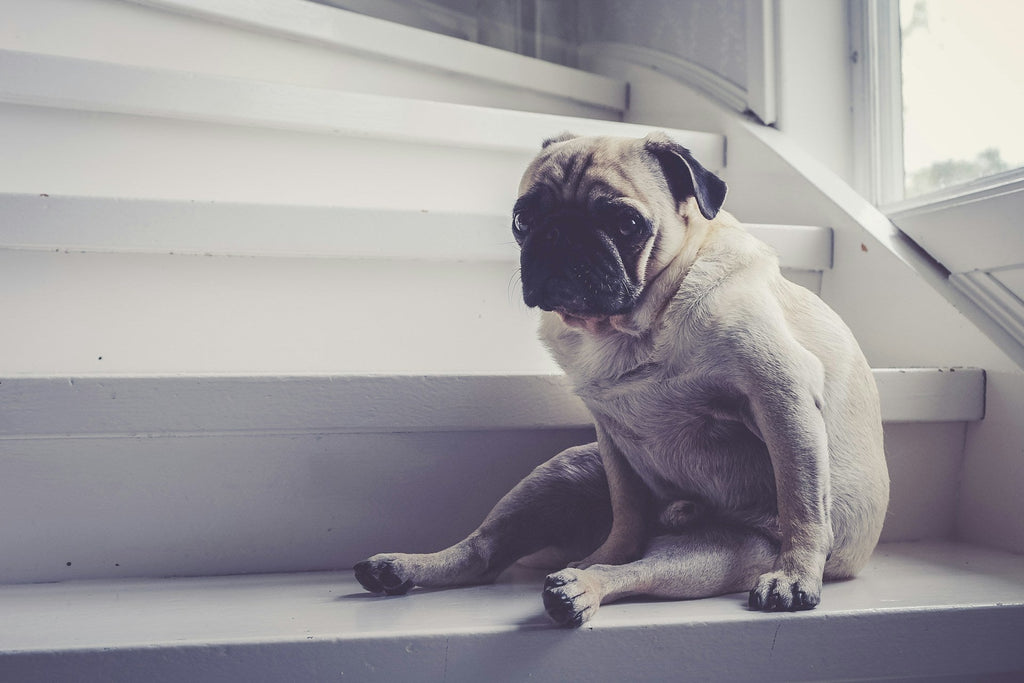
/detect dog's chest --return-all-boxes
[564,333,770,502]
[579,363,748,448]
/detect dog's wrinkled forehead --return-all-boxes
[517,136,668,208]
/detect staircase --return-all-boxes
[2,1,1022,681]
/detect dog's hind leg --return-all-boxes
[543,523,777,627]
[355,442,612,595]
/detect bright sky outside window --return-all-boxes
[899,0,1024,198]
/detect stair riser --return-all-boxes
[0,104,536,212]
[0,250,824,377]
[0,422,964,583]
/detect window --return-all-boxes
[312,0,777,123]
[899,0,1024,199]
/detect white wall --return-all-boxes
[774,0,856,185]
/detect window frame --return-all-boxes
[849,0,904,207]
[851,0,1024,213]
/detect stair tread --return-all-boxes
[0,193,832,268]
[2,541,1021,680]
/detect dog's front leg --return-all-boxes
[570,424,646,568]
[745,363,834,611]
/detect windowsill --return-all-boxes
[882,166,1024,219]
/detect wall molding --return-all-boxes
[578,41,749,114]
[951,272,1024,352]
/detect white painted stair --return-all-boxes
[2,542,1022,682]
[2,2,1020,680]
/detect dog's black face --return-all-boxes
[513,133,727,325]
[512,193,653,318]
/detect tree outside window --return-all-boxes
[900,0,1024,198]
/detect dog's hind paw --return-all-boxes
[542,569,602,627]
[354,555,416,596]
[748,570,821,611]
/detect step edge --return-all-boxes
[0,540,1020,681]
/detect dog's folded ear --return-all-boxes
[644,132,727,220]
[542,132,579,148]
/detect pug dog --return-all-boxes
[355,132,889,626]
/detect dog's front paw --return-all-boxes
[354,554,416,596]
[748,570,821,611]
[542,569,602,627]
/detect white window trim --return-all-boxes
[849,0,904,207]
[745,0,778,125]
[883,166,1024,218]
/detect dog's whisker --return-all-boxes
[507,267,525,306]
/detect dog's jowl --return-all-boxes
[355,132,889,626]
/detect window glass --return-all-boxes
[900,0,1024,198]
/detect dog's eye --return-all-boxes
[617,212,645,237]
[512,213,530,235]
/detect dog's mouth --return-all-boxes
[531,292,601,320]
[524,280,640,335]
[556,309,607,330]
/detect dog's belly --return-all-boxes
[587,384,779,525]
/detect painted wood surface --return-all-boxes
[0,421,977,582]
[0,251,554,376]
[0,541,1021,681]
